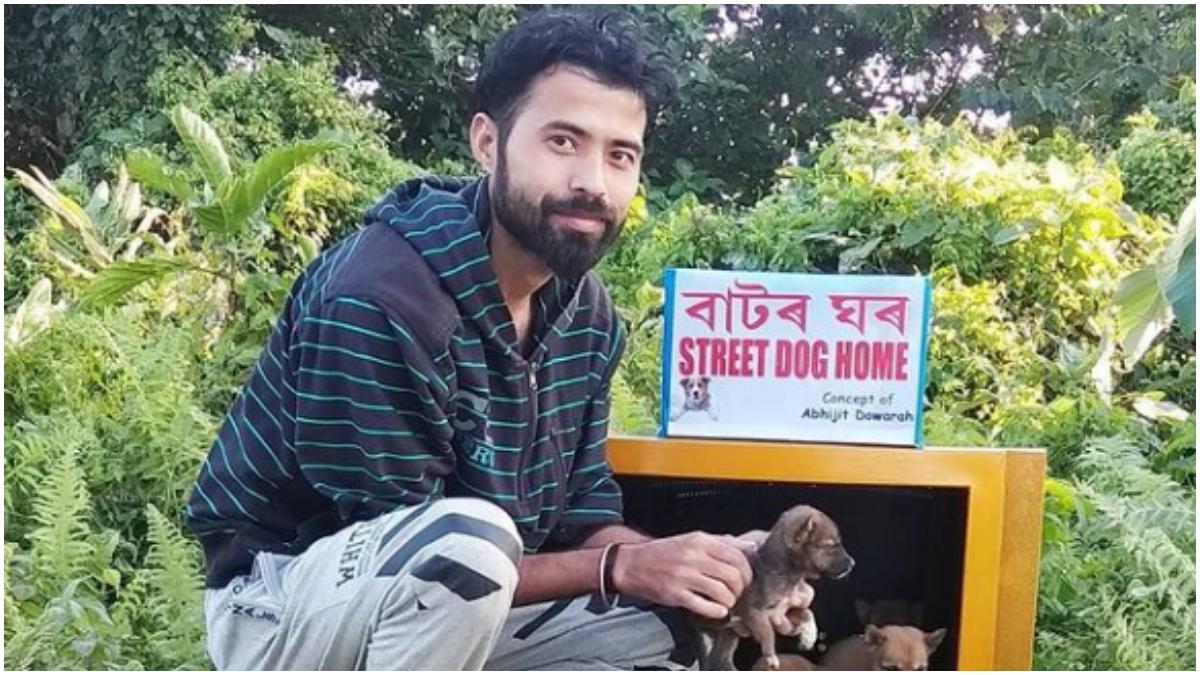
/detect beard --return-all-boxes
[490,150,623,283]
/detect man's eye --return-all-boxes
[881,666,899,671]
[612,150,636,165]
[549,135,575,150]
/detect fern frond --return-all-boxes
[25,445,94,589]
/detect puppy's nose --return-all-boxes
[835,556,855,580]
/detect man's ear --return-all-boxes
[865,625,886,649]
[469,112,500,174]
[924,628,947,654]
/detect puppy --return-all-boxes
[699,505,855,671]
[819,625,947,671]
[670,376,718,421]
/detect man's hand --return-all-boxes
[611,531,753,620]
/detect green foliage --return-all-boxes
[1115,118,1197,219]
[144,103,348,239]
[964,5,1197,144]
[251,5,520,164]
[1115,200,1197,362]
[5,444,129,670]
[4,452,209,670]
[10,164,177,311]
[110,505,209,669]
[170,104,232,188]
[3,5,254,173]
[1036,439,1195,670]
[4,9,1196,669]
[152,53,426,243]
[925,270,1045,421]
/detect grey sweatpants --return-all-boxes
[203,497,699,670]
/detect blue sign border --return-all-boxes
[658,267,677,436]
[913,276,933,447]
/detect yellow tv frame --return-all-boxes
[608,436,1046,671]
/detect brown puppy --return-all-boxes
[819,625,947,671]
[699,505,855,671]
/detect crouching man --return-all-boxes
[185,9,804,670]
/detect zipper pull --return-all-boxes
[528,364,538,391]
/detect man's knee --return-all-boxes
[377,497,521,620]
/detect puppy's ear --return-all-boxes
[701,375,711,384]
[791,513,816,547]
[864,625,886,649]
[924,628,947,654]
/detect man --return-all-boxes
[186,9,785,670]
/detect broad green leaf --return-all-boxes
[191,204,229,234]
[899,220,938,248]
[170,104,231,188]
[216,136,345,235]
[1114,267,1173,367]
[1158,200,1195,334]
[78,258,192,308]
[1163,237,1195,333]
[1131,396,1190,422]
[992,218,1041,245]
[126,152,196,201]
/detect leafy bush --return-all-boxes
[925,269,1045,421]
[5,307,216,543]
[1115,119,1197,219]
[69,48,426,245]
[1037,438,1195,670]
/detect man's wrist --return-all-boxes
[599,542,621,607]
[609,540,636,594]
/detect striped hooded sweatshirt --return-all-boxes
[185,175,626,589]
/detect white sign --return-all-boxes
[660,268,931,446]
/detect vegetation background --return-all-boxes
[3,5,1195,670]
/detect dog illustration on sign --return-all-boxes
[671,375,718,421]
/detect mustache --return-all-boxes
[542,194,616,226]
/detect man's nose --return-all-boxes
[567,152,607,201]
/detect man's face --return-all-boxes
[485,64,646,281]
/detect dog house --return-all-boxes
[609,436,1045,671]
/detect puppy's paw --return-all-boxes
[766,654,780,670]
[794,612,818,651]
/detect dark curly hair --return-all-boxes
[475,8,677,143]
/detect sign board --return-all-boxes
[660,268,931,446]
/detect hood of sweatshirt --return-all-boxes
[363,174,582,365]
